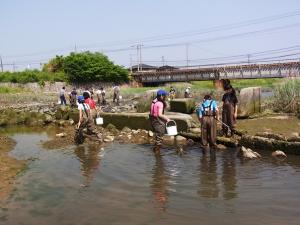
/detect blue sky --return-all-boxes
[1,0,300,70]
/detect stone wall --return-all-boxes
[0,81,116,93]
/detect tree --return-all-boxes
[63,51,129,83]
[42,55,64,73]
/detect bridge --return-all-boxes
[133,61,300,85]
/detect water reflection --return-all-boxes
[150,154,169,212]
[198,150,238,200]
[74,144,102,186]
[198,150,219,198]
[221,152,237,200]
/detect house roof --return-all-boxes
[131,64,157,69]
[157,65,178,70]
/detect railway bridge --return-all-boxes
[133,61,300,86]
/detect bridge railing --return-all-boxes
[133,61,300,83]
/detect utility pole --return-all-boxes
[74,44,77,53]
[136,45,140,71]
[247,54,251,64]
[131,44,143,71]
[162,56,165,66]
[0,56,3,72]
[139,43,143,71]
[129,54,133,73]
[185,43,190,68]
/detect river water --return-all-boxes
[1,128,300,225]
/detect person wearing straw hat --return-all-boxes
[149,89,170,154]
[197,94,219,150]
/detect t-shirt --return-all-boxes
[71,90,77,96]
[222,92,238,105]
[85,98,96,109]
[197,100,218,117]
[150,99,164,117]
[113,86,120,93]
[59,89,65,96]
[78,103,90,111]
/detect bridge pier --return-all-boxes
[213,80,225,90]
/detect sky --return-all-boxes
[1,0,300,71]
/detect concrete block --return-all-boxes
[170,98,196,114]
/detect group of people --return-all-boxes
[150,84,238,154]
[57,85,119,144]
[168,86,193,99]
[58,85,123,107]
[61,82,238,153]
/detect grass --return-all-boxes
[0,87,30,94]
[191,78,282,90]
[230,78,282,89]
[271,78,300,113]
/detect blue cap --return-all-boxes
[157,89,168,96]
[77,95,84,102]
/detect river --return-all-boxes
[1,128,300,225]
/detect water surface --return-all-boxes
[1,129,300,225]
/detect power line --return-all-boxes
[133,44,300,63]
[4,10,300,59]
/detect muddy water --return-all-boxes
[1,128,300,225]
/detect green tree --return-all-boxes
[42,55,64,73]
[63,51,129,82]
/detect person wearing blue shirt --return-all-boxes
[197,94,219,150]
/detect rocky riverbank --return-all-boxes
[0,135,26,204]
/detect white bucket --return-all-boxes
[95,117,103,125]
[166,120,177,136]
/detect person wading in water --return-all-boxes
[75,95,103,144]
[197,94,219,152]
[222,84,238,136]
[149,90,170,154]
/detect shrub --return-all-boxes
[0,70,68,84]
[272,78,300,113]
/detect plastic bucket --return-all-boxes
[166,120,177,136]
[95,117,103,125]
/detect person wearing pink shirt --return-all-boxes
[149,90,170,154]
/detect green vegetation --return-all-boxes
[230,78,282,89]
[63,52,129,83]
[42,55,64,73]
[271,78,300,113]
[190,81,215,89]
[0,70,67,84]
[191,78,282,90]
[0,87,30,94]
[0,52,129,84]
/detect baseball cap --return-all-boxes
[157,89,168,96]
[77,95,84,102]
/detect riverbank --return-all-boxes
[0,135,26,204]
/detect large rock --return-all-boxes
[238,146,261,159]
[170,98,196,114]
[238,87,261,118]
